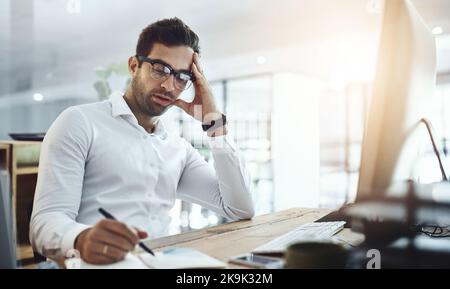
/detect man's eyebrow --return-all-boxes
[151,58,191,73]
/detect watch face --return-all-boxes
[202,114,226,131]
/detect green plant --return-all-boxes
[93,62,130,100]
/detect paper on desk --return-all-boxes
[69,248,226,269]
[73,253,148,269]
[138,248,226,269]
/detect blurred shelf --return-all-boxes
[16,167,39,175]
[0,140,41,263]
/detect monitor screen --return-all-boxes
[356,0,437,200]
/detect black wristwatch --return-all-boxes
[202,113,227,132]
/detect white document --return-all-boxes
[138,248,226,269]
[69,248,226,269]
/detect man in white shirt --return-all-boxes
[30,18,254,264]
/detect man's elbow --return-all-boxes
[29,214,43,254]
[239,209,255,220]
[235,191,255,219]
[227,205,255,221]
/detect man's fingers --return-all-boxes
[77,220,143,265]
[131,227,148,239]
[193,53,203,74]
[191,58,205,85]
[192,63,209,93]
[88,253,119,265]
[90,226,137,251]
[137,231,148,239]
[191,62,203,80]
[91,227,135,252]
[135,228,148,239]
[98,219,138,245]
[86,240,126,262]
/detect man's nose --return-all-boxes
[161,75,175,92]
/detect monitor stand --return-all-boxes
[315,204,354,228]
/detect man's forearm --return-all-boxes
[207,124,228,137]
[209,136,254,219]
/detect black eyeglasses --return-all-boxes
[136,55,195,91]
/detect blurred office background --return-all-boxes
[1,0,450,235]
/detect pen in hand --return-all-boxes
[98,207,155,256]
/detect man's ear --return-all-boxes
[128,56,138,76]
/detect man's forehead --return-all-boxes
[147,43,194,71]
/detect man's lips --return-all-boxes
[151,94,174,107]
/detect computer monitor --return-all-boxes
[356,0,438,201]
[0,170,16,268]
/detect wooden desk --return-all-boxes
[141,208,364,268]
[22,208,363,269]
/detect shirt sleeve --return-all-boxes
[176,135,254,221]
[29,107,93,260]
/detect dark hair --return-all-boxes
[136,17,200,59]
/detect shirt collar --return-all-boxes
[110,91,134,117]
[109,92,168,139]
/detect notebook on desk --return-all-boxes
[68,248,226,269]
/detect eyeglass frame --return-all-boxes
[135,55,196,90]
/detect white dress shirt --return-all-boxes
[30,92,254,259]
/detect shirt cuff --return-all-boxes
[208,135,237,153]
[60,223,92,257]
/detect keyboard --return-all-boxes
[252,221,346,254]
